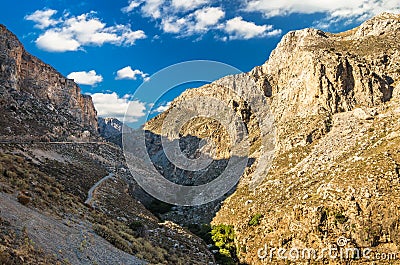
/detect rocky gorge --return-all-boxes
[143,12,400,264]
[1,11,400,265]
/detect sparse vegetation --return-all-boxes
[128,220,143,231]
[211,224,237,264]
[92,223,170,263]
[0,217,58,264]
[248,213,263,226]
[0,147,210,264]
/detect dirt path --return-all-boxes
[0,192,146,265]
[85,172,115,205]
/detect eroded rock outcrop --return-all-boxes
[0,24,98,141]
[0,25,216,264]
[211,13,400,264]
[144,13,400,264]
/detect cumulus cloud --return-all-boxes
[24,9,59,29]
[26,10,146,52]
[223,17,281,40]
[161,17,187,33]
[123,0,166,19]
[67,70,103,86]
[91,92,146,122]
[192,7,225,32]
[121,0,142,13]
[161,7,225,35]
[171,0,209,11]
[121,0,281,40]
[116,66,149,81]
[120,0,400,40]
[244,0,400,22]
[36,30,80,52]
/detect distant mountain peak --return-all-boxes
[98,117,123,138]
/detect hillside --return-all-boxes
[143,12,400,264]
[2,11,400,265]
[0,24,215,264]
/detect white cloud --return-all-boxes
[192,7,225,32]
[121,0,278,40]
[123,0,210,18]
[265,29,283,37]
[223,17,281,40]
[121,30,148,45]
[67,70,103,86]
[91,92,146,122]
[27,10,146,52]
[120,0,400,40]
[244,0,400,21]
[25,9,59,29]
[116,66,149,81]
[36,30,80,52]
[122,0,142,13]
[122,0,209,18]
[141,0,165,19]
[152,101,171,113]
[171,0,208,11]
[161,17,187,33]
[161,7,225,35]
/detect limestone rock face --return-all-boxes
[249,16,399,152]
[0,25,216,264]
[354,12,400,37]
[210,13,400,264]
[144,13,400,264]
[0,24,98,141]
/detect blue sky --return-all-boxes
[0,0,399,127]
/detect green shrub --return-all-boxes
[249,213,263,226]
[211,224,236,264]
[129,221,143,231]
[93,224,131,253]
[4,170,17,179]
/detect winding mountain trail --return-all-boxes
[85,172,115,205]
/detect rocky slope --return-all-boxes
[145,12,400,264]
[0,25,215,264]
[214,13,400,264]
[0,24,98,141]
[3,12,400,265]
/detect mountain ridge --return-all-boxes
[0,24,98,142]
[0,24,216,264]
[143,12,400,264]
[1,12,400,265]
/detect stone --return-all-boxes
[0,25,98,141]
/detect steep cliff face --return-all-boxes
[0,24,98,141]
[244,12,399,153]
[144,13,400,264]
[211,13,400,264]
